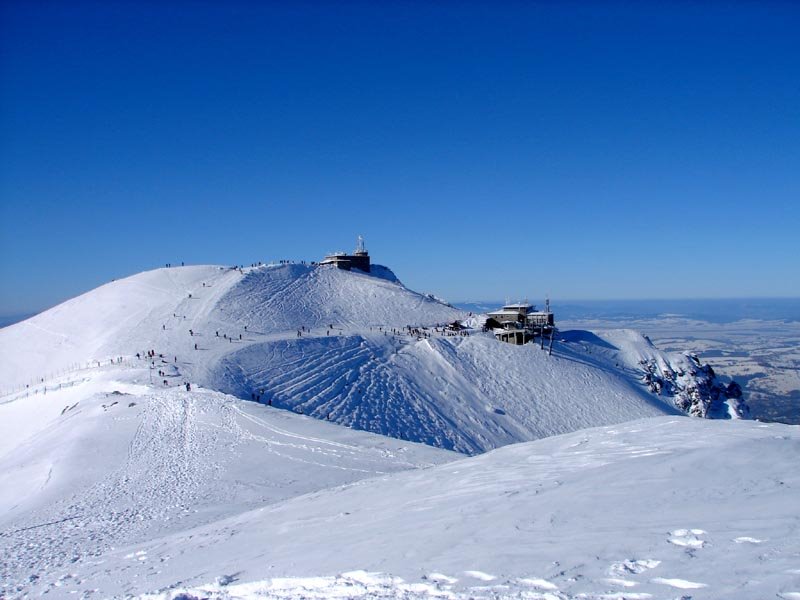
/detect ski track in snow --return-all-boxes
[0,379,455,598]
[0,387,222,593]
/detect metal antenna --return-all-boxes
[356,235,366,253]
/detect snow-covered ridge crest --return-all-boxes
[0,263,458,391]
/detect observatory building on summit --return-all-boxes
[320,236,371,273]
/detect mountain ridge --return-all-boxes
[1,262,746,455]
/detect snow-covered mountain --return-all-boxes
[0,263,743,456]
[0,262,793,599]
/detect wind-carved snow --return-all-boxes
[668,528,707,548]
[517,577,560,590]
[651,577,708,589]
[463,570,497,581]
[601,578,638,587]
[609,559,661,575]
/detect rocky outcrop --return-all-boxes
[641,353,749,419]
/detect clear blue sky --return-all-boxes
[1,1,798,314]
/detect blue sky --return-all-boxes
[1,1,798,314]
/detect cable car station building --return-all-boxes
[487,301,556,345]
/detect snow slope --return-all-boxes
[28,416,800,600]
[561,329,748,419]
[0,372,456,599]
[212,332,678,453]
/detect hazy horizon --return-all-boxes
[4,284,799,329]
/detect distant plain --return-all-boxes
[458,298,800,425]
